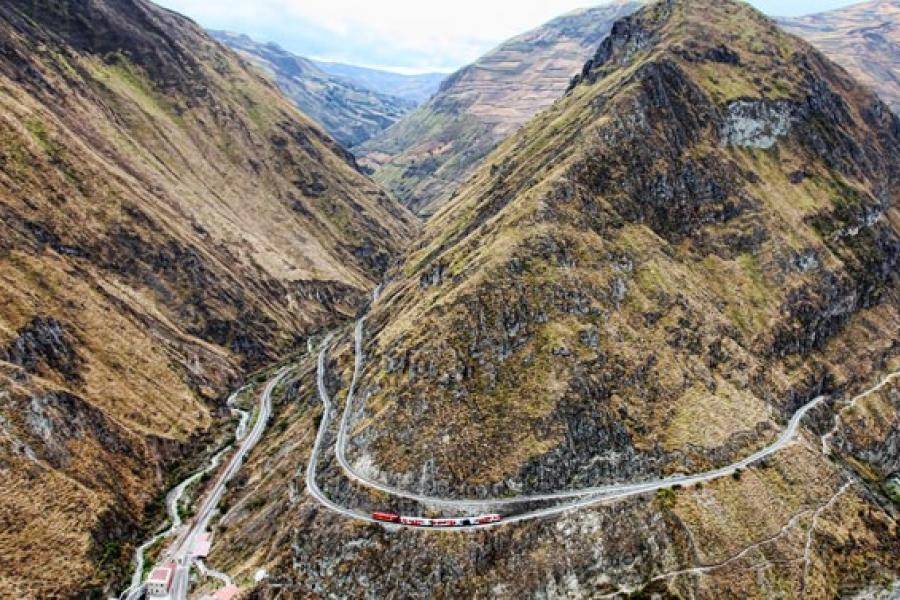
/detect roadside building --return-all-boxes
[146,562,176,597]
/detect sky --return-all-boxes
[155,0,860,74]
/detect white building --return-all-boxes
[146,563,175,597]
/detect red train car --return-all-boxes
[476,514,502,524]
[375,512,504,528]
[372,512,400,523]
[432,518,460,528]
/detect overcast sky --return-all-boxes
[155,0,860,74]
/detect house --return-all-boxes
[146,562,176,597]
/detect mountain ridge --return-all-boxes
[210,30,422,148]
[347,0,900,553]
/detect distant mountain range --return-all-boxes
[779,0,900,114]
[210,31,445,148]
[354,1,646,216]
[356,0,900,217]
[313,60,445,105]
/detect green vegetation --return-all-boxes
[656,488,676,509]
[24,117,57,155]
[886,478,900,506]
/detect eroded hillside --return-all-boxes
[0,0,416,596]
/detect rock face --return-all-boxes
[780,0,900,114]
[211,31,419,148]
[355,0,645,216]
[0,0,416,596]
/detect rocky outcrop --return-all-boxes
[1,317,81,382]
[721,99,798,148]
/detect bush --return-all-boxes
[656,488,676,508]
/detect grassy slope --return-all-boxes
[0,0,416,595]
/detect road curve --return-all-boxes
[333,313,837,509]
[306,335,380,525]
[309,323,900,530]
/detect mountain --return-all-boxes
[209,0,900,597]
[780,0,900,114]
[0,0,416,596]
[210,31,416,148]
[356,0,645,216]
[312,60,445,106]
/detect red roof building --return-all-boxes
[146,562,176,597]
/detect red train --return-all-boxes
[372,512,502,527]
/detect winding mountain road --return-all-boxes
[124,300,899,598]
[306,335,380,524]
[308,299,900,529]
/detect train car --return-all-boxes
[372,512,400,523]
[399,516,433,527]
[476,514,503,524]
[432,518,460,528]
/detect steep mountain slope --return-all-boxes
[0,0,416,596]
[354,0,900,506]
[211,31,416,148]
[781,0,900,114]
[312,60,445,106]
[356,0,645,216]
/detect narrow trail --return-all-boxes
[821,370,899,454]
[800,481,854,590]
[197,558,233,587]
[596,482,854,598]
